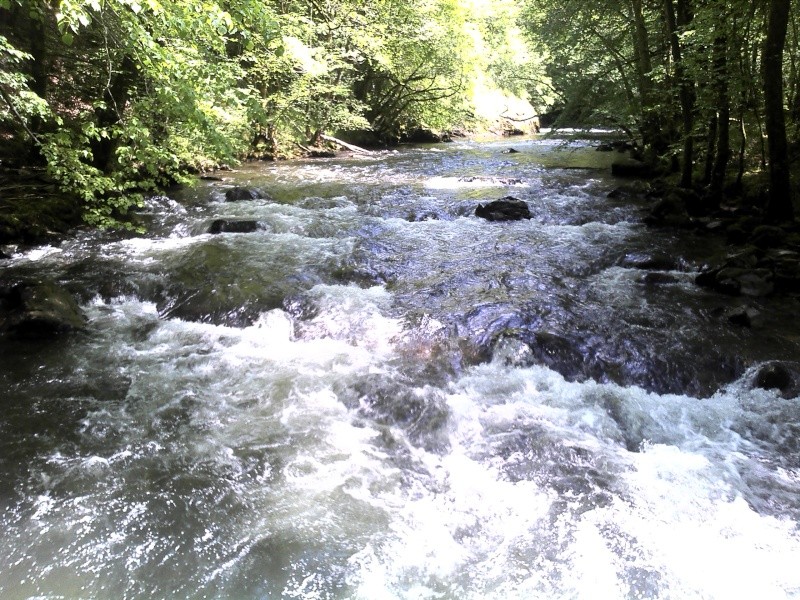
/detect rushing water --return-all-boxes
[2,137,800,599]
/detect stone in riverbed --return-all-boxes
[749,225,788,249]
[225,186,265,202]
[752,361,797,395]
[696,266,774,297]
[207,219,261,234]
[725,305,759,327]
[475,197,531,221]
[0,280,86,339]
[611,158,653,178]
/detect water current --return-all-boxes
[2,136,800,599]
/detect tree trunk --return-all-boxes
[703,115,717,185]
[630,0,661,152]
[762,0,794,222]
[710,34,730,199]
[92,55,137,173]
[665,0,696,189]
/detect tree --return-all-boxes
[762,0,794,222]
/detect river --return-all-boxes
[1,136,800,599]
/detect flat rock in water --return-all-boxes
[475,197,531,221]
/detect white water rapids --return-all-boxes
[1,138,799,599]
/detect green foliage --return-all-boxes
[0,34,50,133]
[0,0,550,232]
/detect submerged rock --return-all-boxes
[225,186,265,202]
[0,280,86,339]
[641,272,678,286]
[207,219,261,234]
[752,361,799,396]
[475,197,532,222]
[620,252,679,271]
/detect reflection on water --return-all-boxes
[1,137,800,599]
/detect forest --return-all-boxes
[0,0,798,238]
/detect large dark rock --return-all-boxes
[1,280,86,339]
[153,238,354,327]
[696,248,783,297]
[492,330,586,381]
[207,219,261,234]
[403,128,451,144]
[475,197,532,222]
[225,186,265,202]
[644,194,691,228]
[725,305,759,327]
[611,158,654,178]
[696,266,773,297]
[749,225,788,249]
[526,331,586,380]
[772,253,800,293]
[752,361,799,396]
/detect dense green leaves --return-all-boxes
[523,0,798,214]
[1,0,544,228]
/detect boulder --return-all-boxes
[207,219,261,234]
[772,252,800,293]
[526,331,586,381]
[726,216,762,244]
[725,305,759,327]
[1,280,86,339]
[697,266,774,297]
[611,158,653,178]
[225,186,264,202]
[644,195,691,228]
[475,197,532,222]
[494,330,586,381]
[404,128,450,144]
[749,225,788,249]
[752,361,798,395]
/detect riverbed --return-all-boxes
[2,136,799,599]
